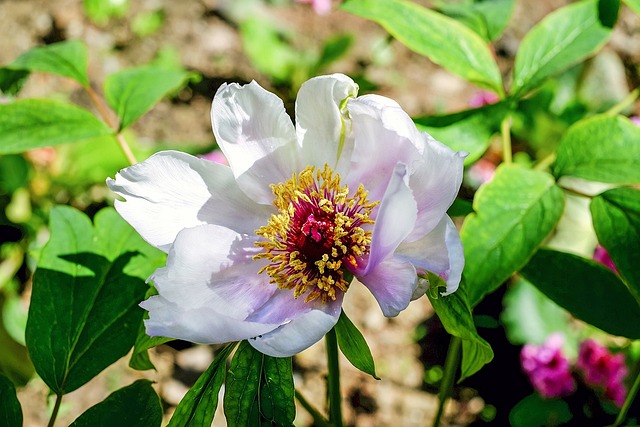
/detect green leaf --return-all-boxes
[5,40,89,86]
[25,206,150,394]
[335,311,379,380]
[104,66,189,130]
[520,248,640,339]
[511,0,614,96]
[414,101,508,165]
[129,323,172,371]
[316,34,353,72]
[0,68,29,96]
[70,380,162,427]
[341,0,503,93]
[435,0,516,41]
[462,165,565,306]
[625,0,640,15]
[591,187,640,302]
[428,283,493,380]
[0,99,112,154]
[553,115,640,184]
[509,393,572,427]
[0,373,22,427]
[168,343,236,427]
[224,342,295,427]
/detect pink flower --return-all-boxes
[107,74,465,357]
[199,149,228,165]
[296,0,331,15]
[468,91,499,108]
[577,339,628,407]
[593,245,618,273]
[630,116,640,127]
[521,334,576,398]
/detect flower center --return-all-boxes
[254,165,378,303]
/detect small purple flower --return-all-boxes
[521,334,576,399]
[107,74,465,357]
[468,91,499,108]
[577,339,628,407]
[593,245,618,273]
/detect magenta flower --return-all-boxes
[107,74,465,357]
[593,245,618,273]
[577,339,628,407]
[296,0,331,15]
[199,149,228,165]
[468,91,499,108]
[521,334,576,398]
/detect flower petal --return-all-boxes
[296,74,358,169]
[357,257,418,317]
[107,151,272,252]
[396,215,464,296]
[248,300,342,357]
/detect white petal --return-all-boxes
[296,74,358,168]
[364,162,418,274]
[396,215,464,296]
[249,301,341,357]
[357,257,418,317]
[107,151,272,252]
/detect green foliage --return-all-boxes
[0,373,22,427]
[0,99,113,154]
[69,380,162,427]
[83,0,129,25]
[625,0,640,14]
[341,0,503,93]
[520,248,640,339]
[335,310,379,379]
[132,9,166,37]
[434,0,516,41]
[168,343,237,427]
[462,165,565,306]
[509,393,572,427]
[129,325,172,371]
[224,341,295,427]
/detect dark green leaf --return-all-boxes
[0,155,31,193]
[168,343,236,427]
[520,248,640,339]
[224,342,295,427]
[316,34,353,73]
[341,0,503,93]
[511,0,613,96]
[70,380,162,427]
[335,311,379,380]
[0,99,112,154]
[462,165,565,306]
[553,115,640,184]
[104,66,189,130]
[435,0,516,41]
[429,282,493,380]
[6,40,89,86]
[129,323,172,371]
[509,393,572,427]
[591,187,640,302]
[447,198,473,217]
[0,373,22,427]
[25,206,149,394]
[0,68,29,96]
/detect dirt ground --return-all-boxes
[2,0,640,426]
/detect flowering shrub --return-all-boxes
[521,334,576,399]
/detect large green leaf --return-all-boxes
[5,40,89,86]
[462,165,565,306]
[591,187,640,302]
[70,380,162,427]
[553,115,640,184]
[341,0,503,93]
[625,0,640,14]
[509,393,572,427]
[511,0,615,96]
[104,66,189,130]
[0,99,113,154]
[0,373,22,427]
[25,206,155,394]
[224,342,295,427]
[335,311,379,380]
[520,248,640,339]
[435,0,516,41]
[168,343,236,427]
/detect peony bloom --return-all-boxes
[521,334,576,399]
[577,339,628,407]
[107,74,465,357]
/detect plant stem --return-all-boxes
[433,336,462,427]
[613,361,640,427]
[500,114,513,165]
[295,389,332,427]
[326,328,344,427]
[606,88,639,117]
[47,393,63,427]
[533,152,557,171]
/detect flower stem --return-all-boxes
[432,336,462,427]
[605,88,639,117]
[613,359,640,427]
[47,393,63,427]
[325,327,344,427]
[295,389,332,427]
[500,114,512,165]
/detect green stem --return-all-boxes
[606,88,639,117]
[613,361,640,427]
[432,336,462,427]
[500,114,513,165]
[47,393,63,427]
[533,152,556,172]
[295,389,332,427]
[326,328,344,427]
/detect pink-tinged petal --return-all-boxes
[396,215,464,296]
[211,81,299,203]
[296,74,358,169]
[357,257,418,317]
[363,162,417,274]
[249,300,342,357]
[106,151,272,252]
